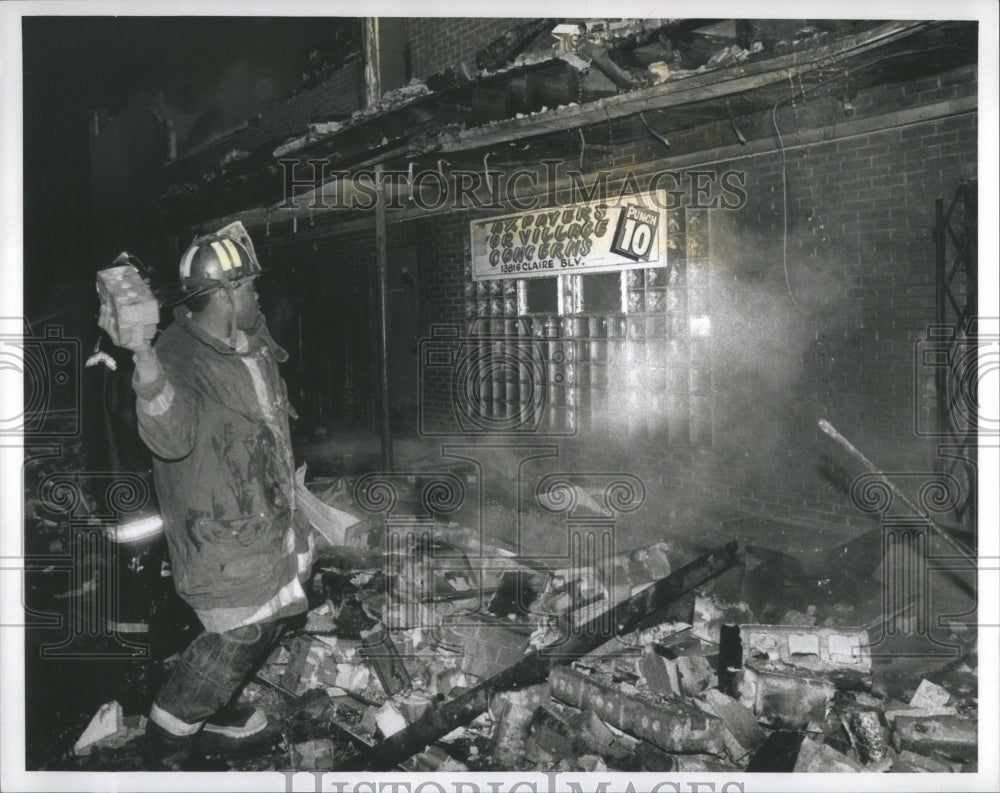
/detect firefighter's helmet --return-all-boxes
[179,221,262,296]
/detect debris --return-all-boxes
[572,709,636,760]
[891,714,977,762]
[527,706,575,760]
[578,754,608,772]
[675,653,716,697]
[220,148,250,167]
[651,628,703,659]
[674,754,741,772]
[291,738,336,770]
[606,541,673,601]
[282,635,341,695]
[647,62,671,83]
[793,736,863,772]
[717,623,743,697]
[639,647,680,696]
[706,44,751,68]
[409,744,468,771]
[849,710,888,764]
[298,689,335,722]
[374,701,408,738]
[339,540,743,770]
[550,666,727,755]
[305,607,337,633]
[909,679,952,710]
[360,624,410,695]
[491,684,549,766]
[741,624,871,674]
[883,700,957,724]
[397,690,435,723]
[740,664,836,727]
[439,613,531,681]
[73,701,144,756]
[890,748,954,773]
[318,660,371,694]
[692,594,750,643]
[780,609,818,626]
[701,688,766,754]
[745,731,804,772]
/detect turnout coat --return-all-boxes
[133,307,311,633]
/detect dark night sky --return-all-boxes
[21,15,358,330]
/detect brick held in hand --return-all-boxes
[97,264,159,341]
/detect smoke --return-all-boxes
[141,56,305,159]
[565,210,862,499]
[708,215,858,489]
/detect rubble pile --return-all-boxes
[236,514,978,772]
[57,467,977,773]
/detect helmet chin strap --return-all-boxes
[222,280,239,349]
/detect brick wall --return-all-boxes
[405,17,536,79]
[611,71,978,532]
[259,221,377,428]
[264,64,977,536]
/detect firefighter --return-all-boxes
[100,222,313,770]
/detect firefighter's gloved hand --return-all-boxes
[99,301,161,384]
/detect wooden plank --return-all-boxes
[212,93,974,236]
[421,21,941,154]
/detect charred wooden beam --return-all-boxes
[336,540,743,771]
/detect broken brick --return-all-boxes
[652,629,704,659]
[529,706,575,760]
[605,541,672,601]
[282,635,336,695]
[793,736,863,772]
[674,753,741,772]
[639,646,713,698]
[375,700,408,738]
[849,710,888,764]
[639,648,680,696]
[550,665,727,755]
[884,699,958,724]
[675,653,715,696]
[491,684,548,766]
[892,714,977,762]
[909,679,952,710]
[360,624,410,695]
[740,664,836,728]
[397,689,435,723]
[291,738,336,771]
[890,749,954,773]
[438,613,530,681]
[409,744,468,771]
[73,701,144,756]
[741,624,871,674]
[701,688,766,754]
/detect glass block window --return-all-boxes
[463,207,713,445]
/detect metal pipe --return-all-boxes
[365,18,393,470]
[374,164,392,471]
[818,419,976,599]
